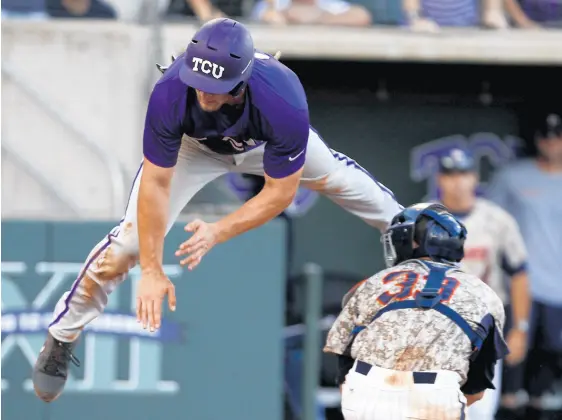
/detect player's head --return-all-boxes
[178,18,255,111]
[436,148,478,202]
[535,112,562,165]
[382,203,467,268]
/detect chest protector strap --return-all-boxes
[351,262,486,360]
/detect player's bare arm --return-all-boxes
[133,80,183,333]
[464,391,485,406]
[138,159,173,273]
[215,168,303,240]
[136,158,177,332]
[500,213,531,366]
[176,167,303,270]
[505,270,530,365]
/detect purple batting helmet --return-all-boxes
[179,18,255,95]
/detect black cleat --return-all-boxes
[32,332,80,402]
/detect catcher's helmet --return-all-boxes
[382,203,467,268]
[178,18,255,95]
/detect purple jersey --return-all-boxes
[143,51,309,179]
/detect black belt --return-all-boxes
[355,360,437,384]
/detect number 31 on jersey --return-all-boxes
[376,270,460,306]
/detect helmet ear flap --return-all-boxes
[424,220,448,248]
[424,219,465,262]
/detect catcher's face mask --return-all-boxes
[381,221,416,268]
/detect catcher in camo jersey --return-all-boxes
[324,202,509,420]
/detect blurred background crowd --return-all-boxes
[1,2,561,420]
[2,0,562,29]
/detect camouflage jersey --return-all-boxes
[324,259,507,385]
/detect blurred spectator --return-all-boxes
[1,0,48,19]
[104,0,170,22]
[347,0,402,25]
[167,0,231,22]
[487,110,562,420]
[401,0,508,32]
[252,0,371,26]
[505,0,562,28]
[46,0,117,19]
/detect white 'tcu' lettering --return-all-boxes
[191,57,225,80]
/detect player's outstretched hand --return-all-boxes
[175,219,219,270]
[136,270,176,332]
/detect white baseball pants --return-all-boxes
[48,128,403,342]
[341,361,468,420]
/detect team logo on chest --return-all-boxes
[190,135,260,153]
[192,57,225,79]
[217,136,258,152]
[222,136,245,152]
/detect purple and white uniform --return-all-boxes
[47,50,403,343]
[145,51,310,179]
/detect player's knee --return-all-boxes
[89,222,140,281]
[94,245,138,281]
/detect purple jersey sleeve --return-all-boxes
[262,107,309,179]
[249,54,310,179]
[142,80,186,168]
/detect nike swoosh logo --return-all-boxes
[288,150,305,161]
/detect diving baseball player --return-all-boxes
[32,18,403,402]
[324,202,509,420]
[436,148,530,420]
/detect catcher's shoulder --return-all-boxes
[341,278,368,308]
[340,269,390,308]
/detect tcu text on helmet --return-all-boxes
[192,57,225,79]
